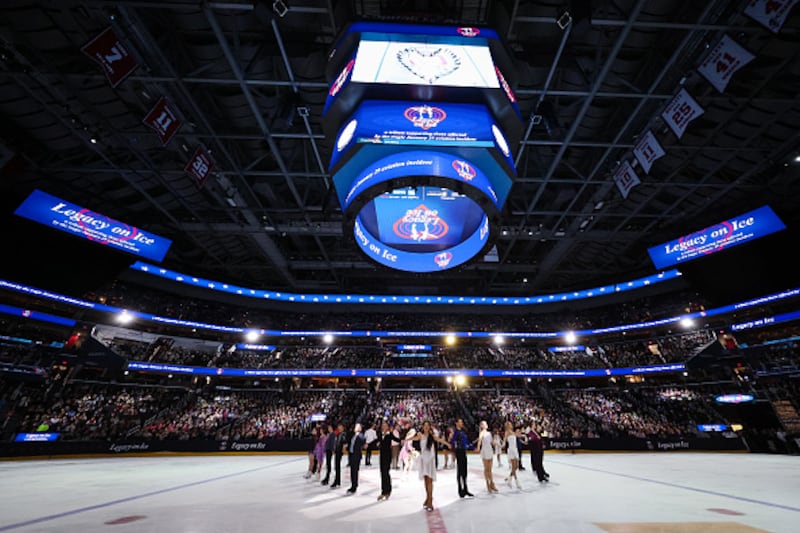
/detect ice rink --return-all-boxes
[0,452,798,533]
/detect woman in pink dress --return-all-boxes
[313,425,328,481]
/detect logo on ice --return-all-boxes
[393,204,449,242]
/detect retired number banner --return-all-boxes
[81,27,140,87]
[633,130,665,174]
[185,146,213,187]
[743,0,799,33]
[697,35,755,93]
[143,97,182,146]
[661,89,704,139]
[613,160,640,200]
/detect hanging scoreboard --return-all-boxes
[324,23,522,273]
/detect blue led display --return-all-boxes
[126,361,686,379]
[714,394,755,404]
[5,277,795,339]
[14,190,172,262]
[0,303,76,327]
[697,424,728,432]
[128,261,684,306]
[330,100,514,171]
[342,150,498,272]
[648,205,786,270]
[15,433,60,442]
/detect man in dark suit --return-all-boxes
[450,418,474,498]
[346,422,366,494]
[330,423,346,489]
[377,420,402,501]
[527,423,549,482]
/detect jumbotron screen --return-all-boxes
[356,187,485,253]
[351,34,500,88]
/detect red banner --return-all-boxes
[81,27,139,87]
[185,146,213,187]
[143,97,182,146]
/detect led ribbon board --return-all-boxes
[14,189,172,262]
[343,150,497,272]
[329,100,514,173]
[647,205,786,270]
[127,361,686,379]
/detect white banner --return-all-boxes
[697,35,755,93]
[613,160,640,199]
[743,0,799,33]
[661,89,704,139]
[633,130,666,174]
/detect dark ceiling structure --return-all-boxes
[0,0,798,300]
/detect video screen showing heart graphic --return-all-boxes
[356,187,484,253]
[351,34,500,88]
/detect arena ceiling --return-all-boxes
[0,0,798,299]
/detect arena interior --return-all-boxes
[0,1,799,532]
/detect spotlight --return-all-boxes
[445,334,456,346]
[446,376,453,384]
[493,334,504,345]
[680,317,695,329]
[245,330,260,342]
[564,331,577,345]
[323,333,334,344]
[455,375,466,386]
[117,311,134,324]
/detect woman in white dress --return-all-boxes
[502,421,527,489]
[399,426,418,480]
[406,420,451,511]
[475,420,499,493]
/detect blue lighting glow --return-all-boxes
[2,278,798,341]
[125,361,686,379]
[128,261,684,306]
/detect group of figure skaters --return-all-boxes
[303,418,550,512]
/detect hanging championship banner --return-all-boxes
[612,160,640,199]
[185,146,213,187]
[743,0,799,33]
[697,35,755,93]
[80,27,140,88]
[633,130,665,174]
[661,89,704,139]
[143,97,182,146]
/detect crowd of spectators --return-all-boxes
[560,388,724,439]
[20,383,180,440]
[459,389,600,439]
[363,391,461,430]
[82,280,714,335]
[134,389,367,441]
[96,328,719,373]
